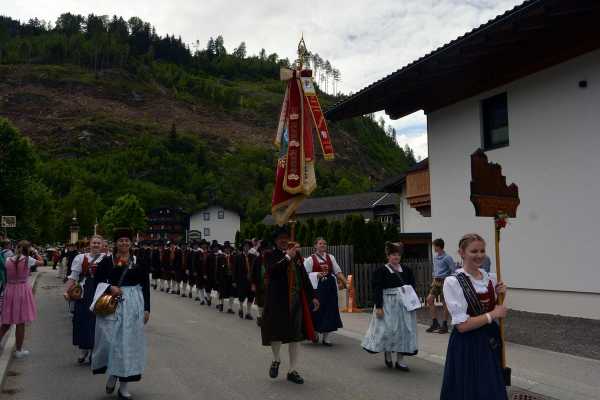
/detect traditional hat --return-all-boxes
[385,241,404,256]
[199,239,209,247]
[210,240,220,250]
[272,225,291,240]
[223,241,233,250]
[113,227,134,241]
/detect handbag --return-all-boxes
[400,285,422,311]
[94,259,130,316]
[67,282,83,301]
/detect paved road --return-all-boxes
[2,270,444,400]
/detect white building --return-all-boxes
[326,1,600,319]
[189,206,240,244]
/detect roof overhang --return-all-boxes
[326,0,600,121]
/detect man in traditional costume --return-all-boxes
[150,243,162,290]
[235,240,256,320]
[208,241,223,309]
[251,241,269,327]
[217,241,236,314]
[196,239,212,305]
[261,226,319,384]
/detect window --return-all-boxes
[203,212,210,221]
[481,92,509,150]
[218,210,225,219]
[204,228,210,237]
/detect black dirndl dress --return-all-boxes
[440,272,507,400]
[312,273,343,333]
[440,323,507,399]
[72,276,97,350]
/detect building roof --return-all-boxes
[297,192,399,215]
[325,0,600,121]
[374,159,429,192]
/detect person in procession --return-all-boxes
[362,241,418,371]
[64,235,105,364]
[440,234,508,400]
[217,241,236,314]
[426,238,455,334]
[260,227,319,384]
[196,239,212,305]
[303,237,347,346]
[91,227,150,400]
[150,243,162,290]
[235,240,256,320]
[179,243,192,298]
[0,240,43,359]
[251,240,269,326]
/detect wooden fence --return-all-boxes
[299,244,432,309]
[349,259,433,309]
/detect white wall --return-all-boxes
[399,184,432,234]
[189,206,240,244]
[426,49,600,319]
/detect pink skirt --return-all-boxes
[1,282,37,325]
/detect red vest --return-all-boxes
[311,253,334,275]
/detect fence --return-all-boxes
[299,245,354,275]
[299,243,432,309]
[349,259,433,309]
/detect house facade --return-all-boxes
[139,207,189,244]
[189,206,240,244]
[325,0,600,319]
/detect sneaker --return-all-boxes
[14,350,30,359]
[286,371,304,384]
[426,319,440,333]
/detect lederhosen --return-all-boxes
[218,253,235,299]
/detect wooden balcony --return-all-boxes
[406,161,431,217]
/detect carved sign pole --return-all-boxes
[470,149,520,386]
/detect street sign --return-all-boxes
[1,216,16,228]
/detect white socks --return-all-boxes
[119,381,130,396]
[288,342,299,372]
[257,307,263,317]
[322,333,330,342]
[271,341,282,362]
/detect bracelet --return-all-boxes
[485,313,492,324]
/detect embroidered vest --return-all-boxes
[311,253,334,275]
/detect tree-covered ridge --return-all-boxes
[0,12,415,243]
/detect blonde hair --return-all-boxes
[458,233,486,252]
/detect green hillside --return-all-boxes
[0,13,415,242]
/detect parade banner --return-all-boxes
[271,61,334,225]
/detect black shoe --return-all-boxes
[207,299,212,306]
[105,376,117,394]
[322,340,333,347]
[77,351,90,364]
[256,317,262,327]
[195,297,200,301]
[438,323,449,334]
[118,390,133,399]
[176,290,181,295]
[227,308,235,314]
[200,300,206,305]
[160,288,164,292]
[286,371,304,384]
[152,285,157,290]
[181,293,187,297]
[269,361,280,378]
[188,293,192,298]
[239,309,244,319]
[426,320,440,333]
[245,314,254,321]
[384,353,393,369]
[395,362,410,372]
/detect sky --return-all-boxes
[4,0,524,159]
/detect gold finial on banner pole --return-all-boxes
[297,34,307,70]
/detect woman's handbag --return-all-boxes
[93,260,130,316]
[67,282,83,301]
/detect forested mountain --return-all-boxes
[0,13,416,242]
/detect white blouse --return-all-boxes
[443,268,497,325]
[304,253,342,275]
[68,253,105,282]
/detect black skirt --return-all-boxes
[312,275,343,333]
[440,322,507,400]
[72,278,97,350]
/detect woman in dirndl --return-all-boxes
[92,228,150,400]
[440,234,508,400]
[64,235,105,364]
[362,241,418,371]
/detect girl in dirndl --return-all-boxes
[64,235,105,364]
[440,233,508,400]
[92,228,150,400]
[362,241,418,371]
[0,240,43,359]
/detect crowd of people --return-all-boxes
[0,228,509,399]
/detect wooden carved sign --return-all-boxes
[470,149,520,218]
